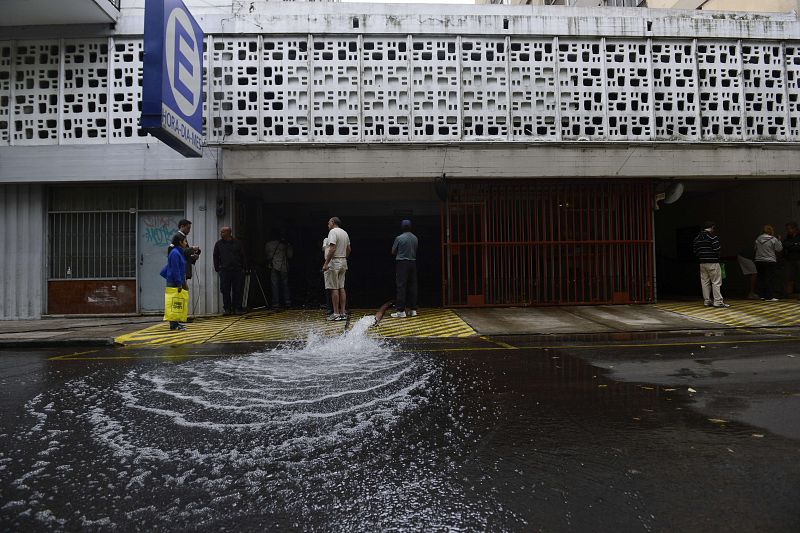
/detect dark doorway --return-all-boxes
[234,182,441,310]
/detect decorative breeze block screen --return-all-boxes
[462,38,509,139]
[697,41,743,139]
[412,38,460,140]
[2,35,800,145]
[263,37,310,140]
[62,39,109,143]
[741,43,787,139]
[0,43,11,143]
[111,39,149,142]
[362,37,410,141]
[787,44,800,138]
[604,40,652,140]
[312,37,360,140]
[651,40,699,139]
[13,41,60,144]
[209,37,260,141]
[558,40,606,139]
[510,39,558,140]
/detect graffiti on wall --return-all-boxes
[142,215,179,248]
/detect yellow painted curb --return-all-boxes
[115,308,477,346]
[656,299,800,328]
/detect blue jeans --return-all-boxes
[270,269,291,308]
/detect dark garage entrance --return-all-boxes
[234,182,442,310]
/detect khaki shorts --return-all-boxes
[324,258,347,289]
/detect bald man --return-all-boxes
[213,226,247,315]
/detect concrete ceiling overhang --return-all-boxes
[1,0,119,27]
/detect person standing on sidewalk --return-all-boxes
[782,221,800,297]
[175,219,201,281]
[265,229,293,309]
[162,234,188,331]
[213,227,247,315]
[754,224,783,301]
[322,217,351,321]
[390,219,419,318]
[693,221,730,308]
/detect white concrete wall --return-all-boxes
[185,181,233,315]
[0,184,45,319]
[223,144,800,181]
[0,145,219,184]
[650,0,800,12]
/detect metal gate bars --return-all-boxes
[441,180,654,306]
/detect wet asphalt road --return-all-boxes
[1,327,799,532]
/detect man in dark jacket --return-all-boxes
[175,219,201,280]
[213,227,246,315]
[693,221,730,308]
[783,221,800,296]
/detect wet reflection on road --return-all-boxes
[2,326,799,531]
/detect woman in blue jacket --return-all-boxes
[162,233,188,331]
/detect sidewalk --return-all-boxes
[2,300,799,348]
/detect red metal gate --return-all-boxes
[441,181,654,306]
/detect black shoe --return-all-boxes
[223,309,233,316]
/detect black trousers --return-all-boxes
[220,270,245,311]
[395,260,418,311]
[756,261,777,299]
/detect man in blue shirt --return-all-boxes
[390,219,419,318]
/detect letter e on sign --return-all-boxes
[165,7,201,117]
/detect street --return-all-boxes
[1,326,799,531]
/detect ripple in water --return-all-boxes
[1,317,509,530]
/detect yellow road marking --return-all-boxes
[49,349,99,361]
[657,299,800,328]
[114,309,477,346]
[480,336,519,350]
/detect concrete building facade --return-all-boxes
[481,1,799,12]
[2,2,800,317]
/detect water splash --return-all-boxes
[2,318,502,530]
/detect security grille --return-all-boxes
[47,185,184,280]
[48,212,136,279]
[442,181,654,306]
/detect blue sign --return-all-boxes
[141,0,204,157]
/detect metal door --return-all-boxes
[138,212,183,312]
[442,181,654,306]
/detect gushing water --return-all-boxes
[1,317,504,530]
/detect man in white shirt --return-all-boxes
[322,216,351,321]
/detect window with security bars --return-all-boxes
[47,185,183,280]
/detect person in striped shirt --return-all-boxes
[693,221,730,308]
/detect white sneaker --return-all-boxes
[768,298,779,301]
[390,311,406,318]
[408,310,418,317]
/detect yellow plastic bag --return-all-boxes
[163,287,189,322]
